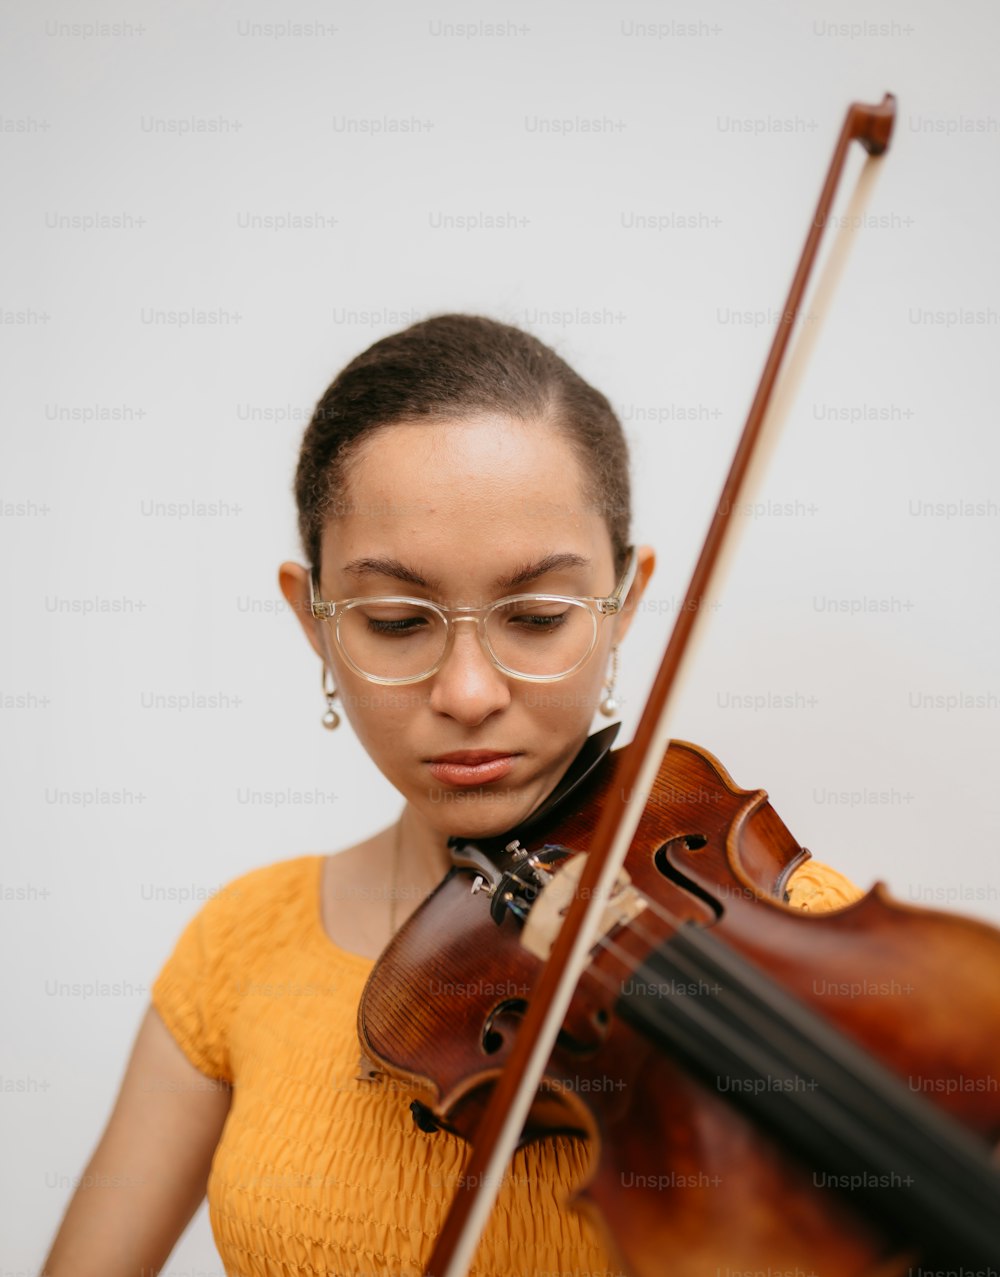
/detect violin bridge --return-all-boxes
[519,851,647,962]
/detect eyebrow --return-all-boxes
[340,552,591,594]
[342,557,438,590]
[493,552,591,593]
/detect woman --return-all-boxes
[41,314,859,1277]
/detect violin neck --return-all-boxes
[615,923,1000,1265]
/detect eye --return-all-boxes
[365,613,430,636]
[505,607,569,631]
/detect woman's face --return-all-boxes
[282,412,653,842]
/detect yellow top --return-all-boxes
[151,852,861,1277]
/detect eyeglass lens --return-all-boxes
[335,598,598,680]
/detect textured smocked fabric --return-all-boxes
[151,852,862,1277]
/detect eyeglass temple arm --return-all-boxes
[605,545,638,613]
[308,570,329,619]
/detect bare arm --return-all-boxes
[40,1003,232,1277]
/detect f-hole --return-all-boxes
[481,998,603,1057]
[653,834,722,919]
[481,998,528,1054]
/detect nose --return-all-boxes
[427,618,511,726]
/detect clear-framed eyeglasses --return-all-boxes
[309,547,637,685]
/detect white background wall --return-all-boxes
[3,0,998,1270]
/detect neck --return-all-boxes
[391,803,455,909]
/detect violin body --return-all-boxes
[359,739,1000,1275]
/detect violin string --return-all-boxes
[556,877,962,1202]
[521,880,670,1002]
[626,866,777,935]
[561,871,765,1000]
[564,908,1000,1265]
[580,846,788,966]
[568,902,691,1003]
[581,930,689,1003]
[582,877,702,959]
[526,849,785,1003]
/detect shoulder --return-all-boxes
[155,853,323,974]
[210,852,322,917]
[150,854,323,1080]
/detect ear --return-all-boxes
[612,544,656,645]
[278,561,330,666]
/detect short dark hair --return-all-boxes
[293,313,631,576]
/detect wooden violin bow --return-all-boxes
[422,92,898,1277]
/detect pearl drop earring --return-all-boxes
[599,645,620,717]
[321,662,341,730]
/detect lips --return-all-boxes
[430,750,513,765]
[425,750,520,787]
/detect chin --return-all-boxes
[421,789,532,841]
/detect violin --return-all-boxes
[357,94,1000,1275]
[361,730,1000,1273]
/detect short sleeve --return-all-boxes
[785,858,864,912]
[150,881,243,1083]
